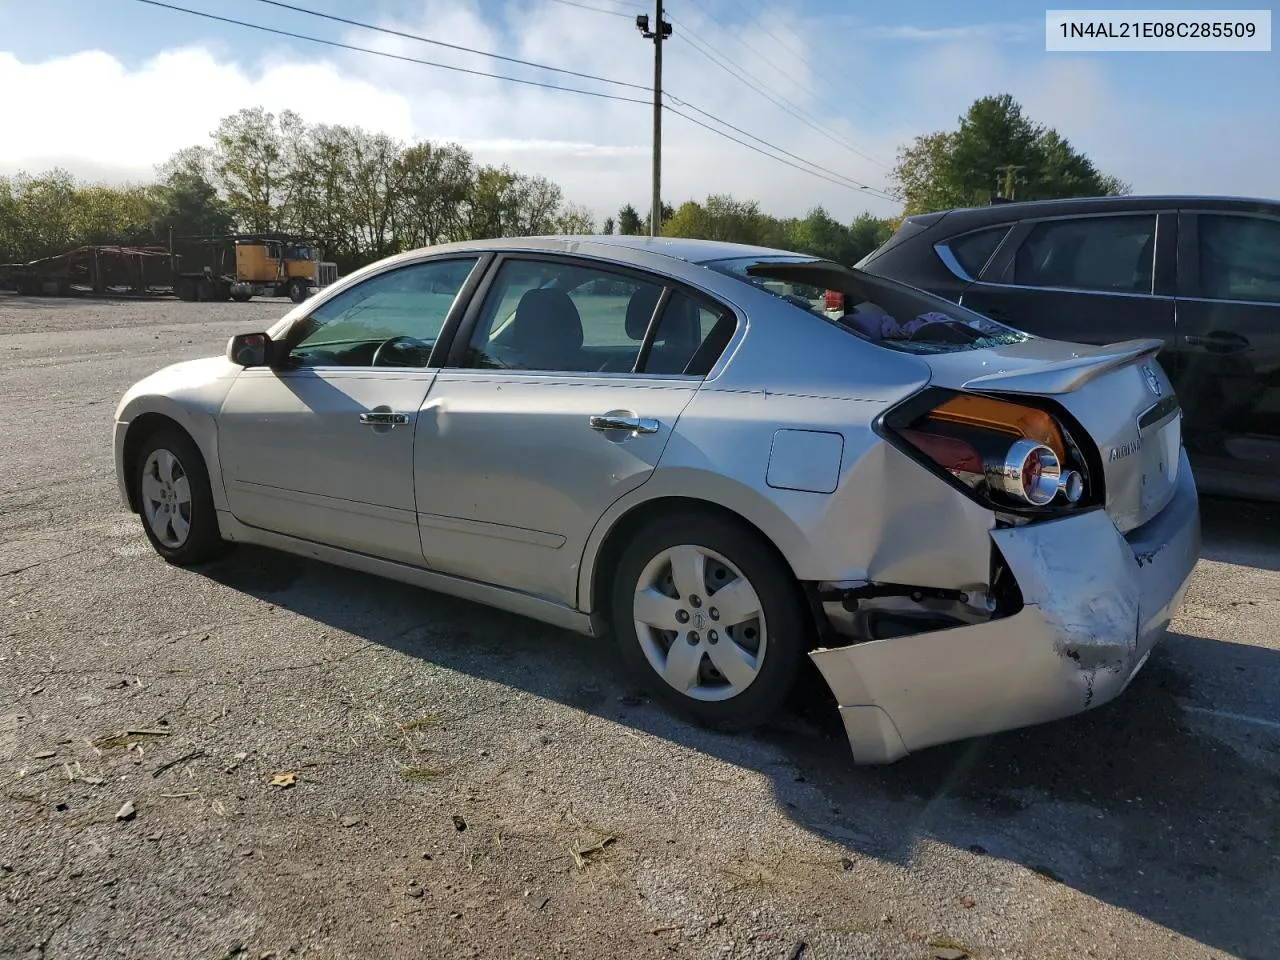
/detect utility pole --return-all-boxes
[636,4,671,237]
[994,164,1026,201]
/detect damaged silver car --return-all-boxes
[112,236,1201,763]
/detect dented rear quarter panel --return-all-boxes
[811,446,1201,764]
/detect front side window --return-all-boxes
[1012,215,1157,294]
[286,257,479,368]
[1197,214,1280,304]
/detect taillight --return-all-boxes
[888,390,1094,511]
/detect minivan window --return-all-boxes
[1013,214,1157,294]
[701,255,1030,355]
[1198,214,1280,304]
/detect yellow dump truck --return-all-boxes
[172,234,338,303]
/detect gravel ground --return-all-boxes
[2,292,1278,960]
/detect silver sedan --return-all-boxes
[112,236,1201,763]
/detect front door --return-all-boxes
[413,255,736,606]
[217,255,483,562]
[1174,210,1280,496]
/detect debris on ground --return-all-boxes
[268,772,296,789]
[115,801,136,821]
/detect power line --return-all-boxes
[664,104,899,203]
[692,9,884,129]
[664,93,879,195]
[137,0,899,204]
[544,0,636,18]
[133,0,651,105]
[667,22,892,174]
[248,0,649,92]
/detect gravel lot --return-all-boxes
[2,293,1278,960]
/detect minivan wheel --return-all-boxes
[609,512,807,730]
[134,428,227,566]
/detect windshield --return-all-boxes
[700,254,1031,354]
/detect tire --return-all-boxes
[196,278,214,302]
[609,511,808,731]
[176,278,196,302]
[288,278,308,303]
[134,427,228,566]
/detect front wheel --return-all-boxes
[288,278,308,303]
[609,512,808,730]
[134,428,228,565]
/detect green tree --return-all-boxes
[846,212,895,263]
[617,204,643,235]
[150,165,232,242]
[601,216,615,235]
[556,203,595,234]
[393,141,475,249]
[892,94,1129,215]
[211,107,286,232]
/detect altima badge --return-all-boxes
[1141,364,1163,397]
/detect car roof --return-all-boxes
[910,194,1280,229]
[374,234,809,268]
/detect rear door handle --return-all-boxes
[1183,332,1250,353]
[359,412,410,426]
[589,414,660,434]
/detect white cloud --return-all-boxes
[0,0,1273,224]
[857,21,1038,43]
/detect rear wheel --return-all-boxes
[609,512,808,730]
[134,427,228,566]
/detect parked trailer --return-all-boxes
[0,245,176,297]
[170,234,338,303]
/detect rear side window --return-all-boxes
[1197,214,1280,304]
[1013,215,1157,294]
[644,291,737,375]
[942,226,1011,279]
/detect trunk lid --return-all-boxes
[922,337,1182,533]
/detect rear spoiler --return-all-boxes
[959,338,1164,395]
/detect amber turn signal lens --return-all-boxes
[925,395,1066,463]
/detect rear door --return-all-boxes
[1174,209,1280,496]
[413,254,739,607]
[958,210,1177,351]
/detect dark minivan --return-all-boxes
[857,195,1280,501]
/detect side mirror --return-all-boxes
[227,332,270,367]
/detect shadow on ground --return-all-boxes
[191,498,1280,959]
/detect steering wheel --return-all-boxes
[372,335,432,367]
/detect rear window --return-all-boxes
[701,255,1031,355]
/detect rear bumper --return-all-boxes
[810,446,1201,764]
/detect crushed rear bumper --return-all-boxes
[809,447,1201,764]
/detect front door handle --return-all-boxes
[589,413,660,434]
[359,411,410,426]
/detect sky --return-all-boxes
[0,0,1276,224]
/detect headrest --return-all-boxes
[625,285,663,340]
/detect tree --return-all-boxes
[845,212,894,263]
[617,203,643,235]
[393,141,475,249]
[892,94,1129,215]
[211,107,286,232]
[151,164,232,242]
[601,216,615,236]
[556,203,595,234]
